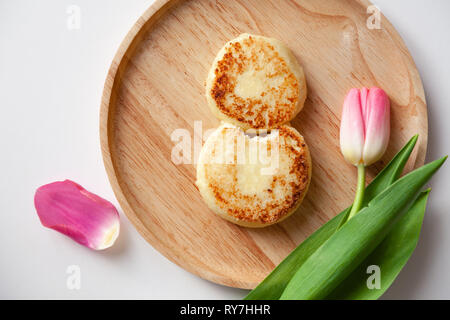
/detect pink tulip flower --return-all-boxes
[34,180,120,250]
[339,87,390,222]
[340,87,390,166]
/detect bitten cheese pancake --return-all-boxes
[196,123,311,227]
[205,33,307,130]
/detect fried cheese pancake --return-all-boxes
[205,34,307,130]
[196,123,311,227]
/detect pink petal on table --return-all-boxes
[34,180,120,250]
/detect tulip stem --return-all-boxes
[347,164,366,221]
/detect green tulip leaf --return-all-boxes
[327,189,430,300]
[245,135,419,300]
[280,156,446,300]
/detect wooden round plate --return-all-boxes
[100,0,427,289]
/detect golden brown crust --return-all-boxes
[208,35,304,129]
[197,124,311,226]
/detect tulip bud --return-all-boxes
[34,180,120,250]
[340,87,390,166]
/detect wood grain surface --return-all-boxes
[100,0,427,289]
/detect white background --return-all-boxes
[1,0,449,299]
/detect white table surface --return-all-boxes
[1,0,449,299]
